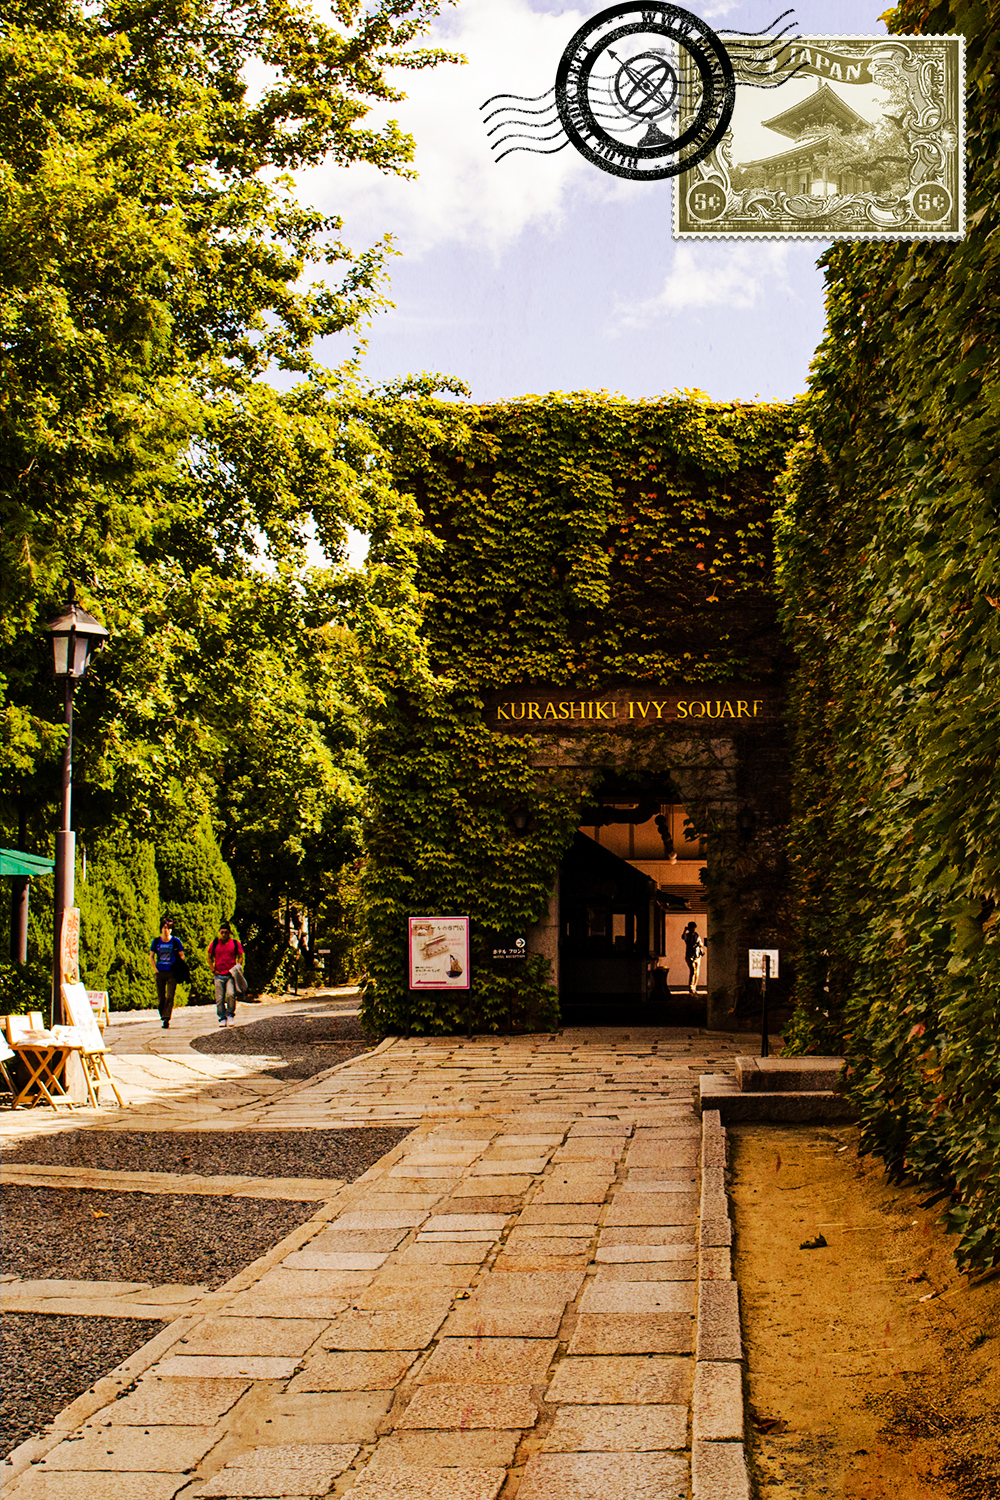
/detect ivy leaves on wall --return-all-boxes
[777,0,1000,1270]
[358,392,797,1036]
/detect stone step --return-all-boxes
[735,1056,846,1093]
[698,1077,856,1123]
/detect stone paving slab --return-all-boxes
[197,1442,359,1496]
[155,1355,301,1380]
[395,1384,538,1430]
[546,1355,692,1404]
[249,1268,373,1298]
[11,1476,190,1500]
[286,1350,417,1392]
[604,1193,699,1225]
[44,1425,220,1472]
[2,1023,752,1500]
[416,1336,557,1385]
[346,1467,506,1500]
[91,1378,251,1427]
[224,1390,391,1445]
[467,1270,585,1303]
[542,1403,688,1451]
[177,1317,327,1358]
[397,1242,488,1264]
[366,1432,520,1469]
[595,1242,693,1263]
[440,1303,565,1337]
[0,1295,200,1319]
[517,1203,601,1224]
[598,1224,694,1246]
[517,1450,689,1500]
[594,1259,698,1281]
[319,1307,450,1350]
[579,1279,694,1313]
[567,1312,694,1355]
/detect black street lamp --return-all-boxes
[45,586,108,1023]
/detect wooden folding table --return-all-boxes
[62,983,126,1108]
[6,1025,81,1110]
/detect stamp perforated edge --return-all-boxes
[671,33,966,242]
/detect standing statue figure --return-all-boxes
[682,921,706,995]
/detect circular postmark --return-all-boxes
[555,2,735,181]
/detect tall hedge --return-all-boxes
[776,0,999,1268]
[83,832,161,1009]
[359,393,796,1035]
[156,815,237,1005]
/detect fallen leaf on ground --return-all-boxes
[751,1411,790,1434]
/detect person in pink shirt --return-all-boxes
[207,922,244,1026]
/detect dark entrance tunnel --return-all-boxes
[558,782,710,1026]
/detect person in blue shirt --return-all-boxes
[148,917,185,1029]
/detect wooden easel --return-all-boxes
[61,983,126,1108]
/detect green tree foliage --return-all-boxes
[76,852,116,996]
[30,831,162,1009]
[0,0,459,986]
[776,0,999,1268]
[97,834,161,1009]
[156,815,236,1005]
[358,392,797,1035]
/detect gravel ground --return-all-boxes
[1,1312,165,1460]
[1,1126,411,1179]
[1,1188,318,1288]
[189,1009,376,1079]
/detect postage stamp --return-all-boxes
[674,35,965,240]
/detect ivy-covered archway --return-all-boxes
[359,392,798,1035]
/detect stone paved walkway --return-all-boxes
[1,1009,749,1499]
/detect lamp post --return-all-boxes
[45,586,108,1024]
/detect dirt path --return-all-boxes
[729,1124,1000,1500]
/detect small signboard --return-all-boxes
[491,938,527,961]
[749,949,780,978]
[60,906,81,984]
[86,990,110,1031]
[408,917,471,991]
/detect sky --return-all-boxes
[301,0,891,407]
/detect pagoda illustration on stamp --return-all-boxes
[481,4,964,242]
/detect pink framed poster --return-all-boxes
[408,917,470,990]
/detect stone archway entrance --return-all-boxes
[558,789,709,1024]
[489,683,791,1030]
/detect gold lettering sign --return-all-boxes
[488,690,771,731]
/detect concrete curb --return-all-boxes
[0,1163,348,1201]
[693,1109,750,1500]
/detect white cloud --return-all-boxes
[294,0,637,260]
[611,242,793,328]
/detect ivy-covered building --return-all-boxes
[361,393,799,1034]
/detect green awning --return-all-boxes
[0,848,55,878]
